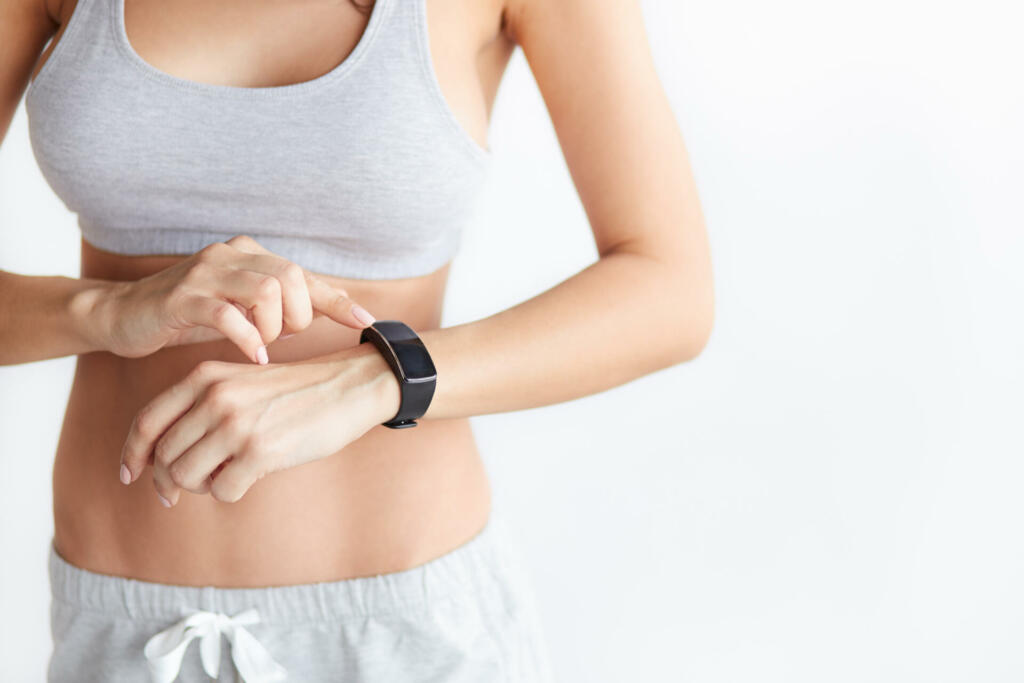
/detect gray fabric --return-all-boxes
[47,516,554,682]
[25,0,491,279]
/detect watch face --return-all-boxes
[373,321,437,382]
[391,334,437,381]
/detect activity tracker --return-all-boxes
[358,320,437,429]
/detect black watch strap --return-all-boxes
[358,320,437,429]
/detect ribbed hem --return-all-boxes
[79,220,464,281]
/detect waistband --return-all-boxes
[48,515,524,626]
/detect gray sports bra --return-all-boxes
[25,0,492,279]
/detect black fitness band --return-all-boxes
[358,320,437,429]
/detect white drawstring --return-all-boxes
[143,607,288,683]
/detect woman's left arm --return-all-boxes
[409,0,715,415]
[120,0,713,506]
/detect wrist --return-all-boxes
[67,280,125,354]
[334,342,402,426]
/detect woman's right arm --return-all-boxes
[0,270,122,364]
[0,237,380,366]
[0,0,86,364]
[1,0,376,366]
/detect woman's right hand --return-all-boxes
[93,235,376,364]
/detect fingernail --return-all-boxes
[351,304,375,326]
[120,463,131,485]
[256,345,269,365]
[157,493,172,508]
[279,333,296,340]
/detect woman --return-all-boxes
[1,0,714,679]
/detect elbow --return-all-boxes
[677,299,714,363]
[672,273,715,364]
[626,242,715,367]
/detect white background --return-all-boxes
[2,0,1023,681]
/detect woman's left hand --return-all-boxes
[118,345,400,506]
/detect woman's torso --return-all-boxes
[32,0,516,587]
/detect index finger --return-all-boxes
[224,235,374,331]
[306,275,376,329]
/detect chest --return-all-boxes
[25,0,506,278]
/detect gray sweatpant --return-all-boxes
[47,516,554,682]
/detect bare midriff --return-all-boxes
[52,238,491,587]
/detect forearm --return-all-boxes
[0,270,114,365]
[333,248,714,422]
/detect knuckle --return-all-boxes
[153,440,175,466]
[292,310,314,332]
[184,261,210,283]
[167,280,190,301]
[195,358,220,375]
[167,462,191,488]
[211,478,243,504]
[204,382,235,411]
[331,291,349,312]
[134,405,156,437]
[227,234,257,248]
[197,242,225,262]
[281,263,305,287]
[221,413,247,439]
[211,302,237,325]
[239,438,261,461]
[189,360,218,381]
[256,275,282,299]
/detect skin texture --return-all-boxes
[0,0,713,586]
